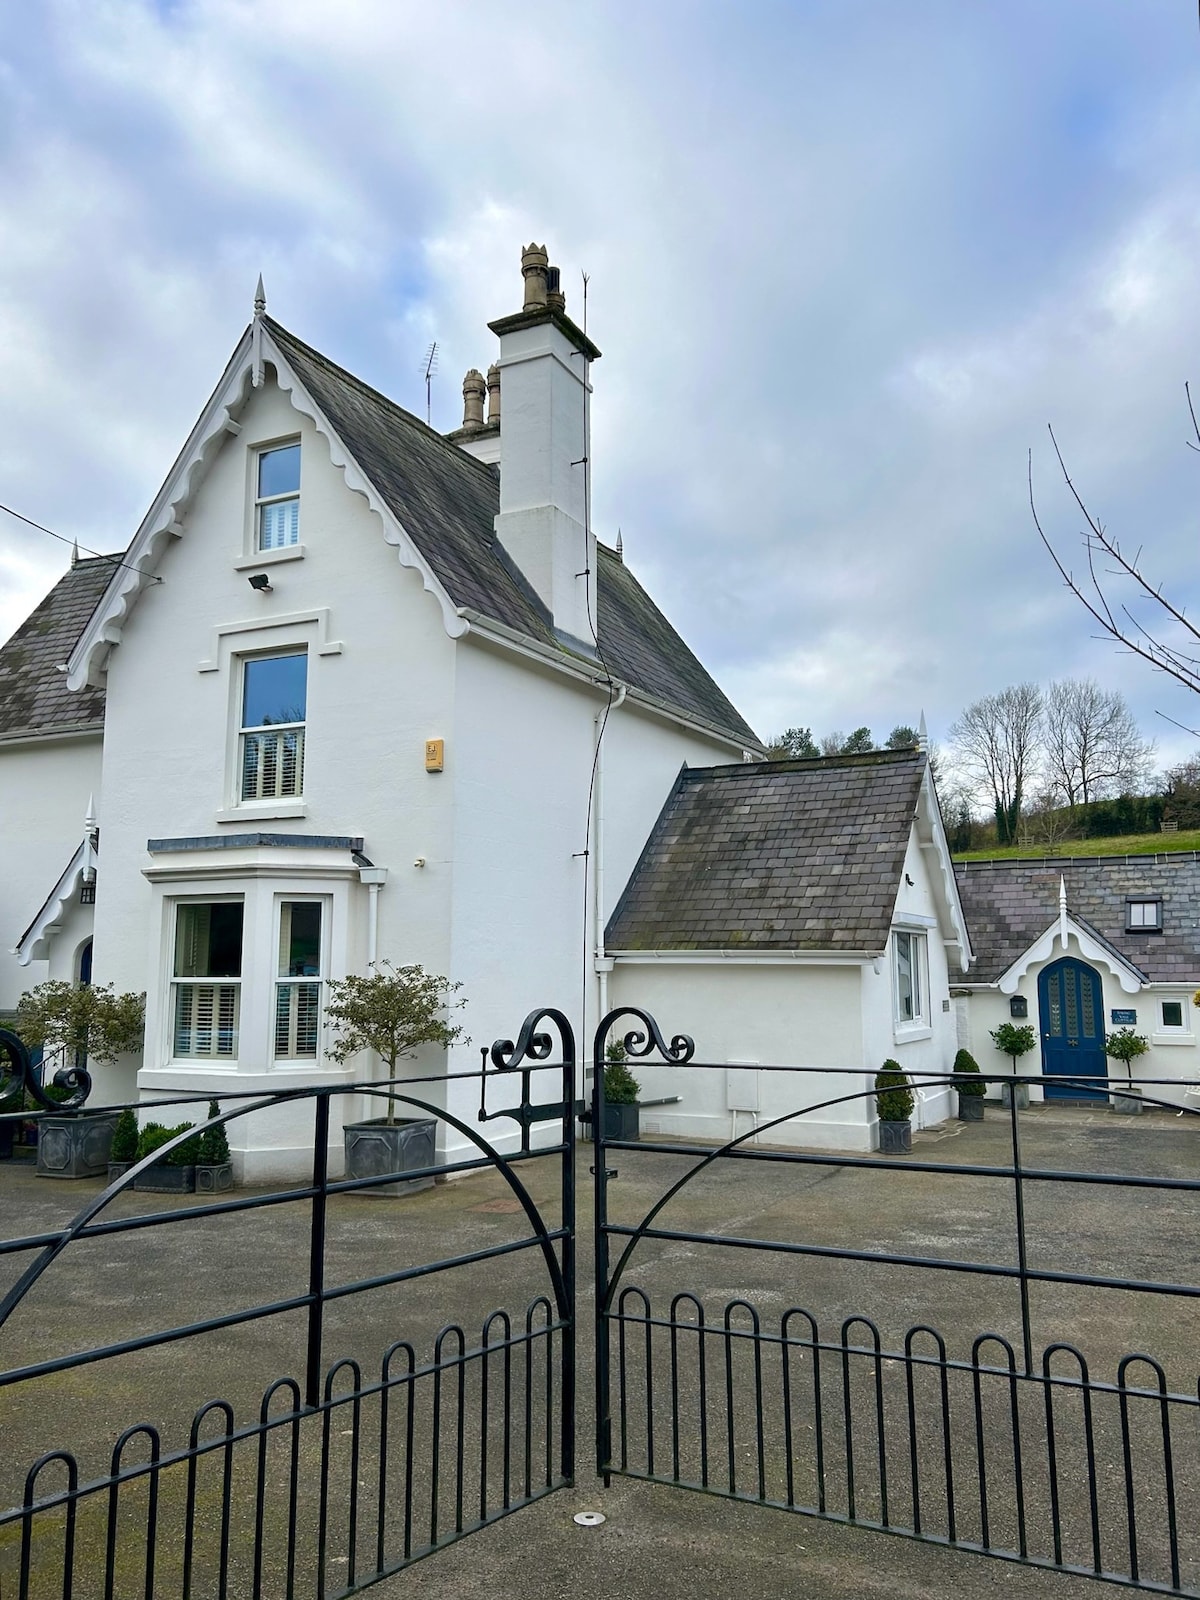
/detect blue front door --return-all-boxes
[1038,958,1106,1100]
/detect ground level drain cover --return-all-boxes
[573,1511,606,1527]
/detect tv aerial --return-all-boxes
[422,341,439,425]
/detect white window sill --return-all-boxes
[234,545,306,570]
[216,801,307,823]
[1151,1032,1195,1046]
[893,1025,933,1043]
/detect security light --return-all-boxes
[248,573,273,593]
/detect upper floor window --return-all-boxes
[1126,898,1162,932]
[173,901,243,1059]
[256,443,300,551]
[894,930,927,1026]
[241,651,307,802]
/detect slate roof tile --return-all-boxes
[954,856,1200,984]
[0,557,118,740]
[266,319,757,747]
[607,748,925,951]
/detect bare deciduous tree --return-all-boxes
[1031,415,1200,729]
[1043,678,1155,807]
[949,683,1043,846]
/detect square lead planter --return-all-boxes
[35,1112,119,1179]
[343,1117,438,1196]
[878,1119,912,1154]
[601,1102,640,1142]
[957,1095,985,1122]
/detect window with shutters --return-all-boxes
[256,442,300,551]
[172,901,243,1060]
[240,651,307,803]
[275,900,324,1060]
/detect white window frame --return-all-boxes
[1152,991,1195,1047]
[892,928,929,1033]
[273,896,329,1065]
[238,649,308,807]
[1126,898,1163,932]
[255,440,301,553]
[169,897,245,1065]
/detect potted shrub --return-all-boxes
[952,1048,986,1121]
[16,981,145,1178]
[133,1121,201,1193]
[875,1061,914,1154]
[195,1099,234,1192]
[330,962,468,1195]
[1105,1027,1150,1115]
[106,1108,139,1182]
[990,1022,1036,1110]
[602,1039,641,1142]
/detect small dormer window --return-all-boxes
[1126,898,1162,932]
[256,443,300,550]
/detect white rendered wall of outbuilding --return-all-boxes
[860,829,959,1132]
[0,733,102,1010]
[89,373,460,1172]
[608,961,872,1151]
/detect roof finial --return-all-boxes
[917,712,928,752]
[254,274,266,317]
[70,540,79,568]
[1059,874,1069,949]
[615,528,623,563]
[84,793,96,832]
[252,274,266,387]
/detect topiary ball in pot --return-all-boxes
[875,1061,914,1154]
[952,1048,986,1121]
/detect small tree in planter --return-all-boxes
[602,1039,641,1142]
[1104,1027,1149,1115]
[990,1022,1037,1109]
[875,1061,915,1154]
[134,1122,202,1193]
[16,982,145,1178]
[952,1048,986,1122]
[328,963,468,1194]
[196,1100,234,1193]
[107,1108,139,1182]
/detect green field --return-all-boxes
[954,830,1200,862]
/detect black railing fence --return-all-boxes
[591,1007,1200,1599]
[0,1014,575,1599]
[3,1012,1199,1597]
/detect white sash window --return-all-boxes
[241,651,307,802]
[256,443,300,551]
[275,900,323,1059]
[172,901,243,1059]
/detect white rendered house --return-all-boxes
[3,246,762,1180]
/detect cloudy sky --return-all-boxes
[3,1,1200,770]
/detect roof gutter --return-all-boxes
[456,607,763,756]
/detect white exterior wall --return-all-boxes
[0,733,102,1009]
[90,372,460,1175]
[446,642,745,1160]
[958,936,1200,1113]
[609,962,871,1151]
[861,830,959,1131]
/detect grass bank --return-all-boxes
[954,830,1200,862]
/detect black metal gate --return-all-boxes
[0,1010,576,1599]
[591,1007,1200,1598]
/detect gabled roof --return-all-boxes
[954,855,1200,984]
[64,315,757,749]
[0,556,118,741]
[264,320,758,745]
[606,748,929,953]
[16,839,91,965]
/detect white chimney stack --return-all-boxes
[486,242,602,650]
